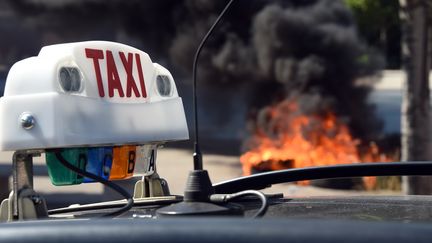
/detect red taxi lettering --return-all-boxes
[120,52,140,97]
[85,48,148,98]
[106,50,125,97]
[135,54,147,98]
[85,48,105,97]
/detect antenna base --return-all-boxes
[156,201,242,216]
[184,170,213,201]
[156,170,243,216]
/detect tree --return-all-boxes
[345,0,401,68]
[400,0,432,194]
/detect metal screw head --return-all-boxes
[30,195,42,205]
[20,113,35,130]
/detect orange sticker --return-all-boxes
[109,145,136,180]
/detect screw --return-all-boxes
[30,195,42,205]
[20,113,35,130]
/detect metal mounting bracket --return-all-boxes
[0,150,48,222]
[133,172,170,198]
[133,147,170,198]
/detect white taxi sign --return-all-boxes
[0,41,189,151]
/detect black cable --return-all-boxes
[213,161,432,193]
[210,190,268,218]
[54,151,134,217]
[192,0,236,170]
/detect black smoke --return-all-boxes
[173,0,385,143]
[169,0,384,143]
[250,1,384,142]
[4,0,384,144]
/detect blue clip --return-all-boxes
[84,147,113,183]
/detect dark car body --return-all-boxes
[2,194,432,242]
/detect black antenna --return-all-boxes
[192,0,236,170]
[157,0,240,217]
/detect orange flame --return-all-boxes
[240,100,393,189]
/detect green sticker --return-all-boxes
[45,148,87,186]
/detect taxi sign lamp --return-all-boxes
[0,41,189,187]
[0,41,188,151]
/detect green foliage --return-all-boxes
[356,54,370,65]
[344,0,401,68]
[345,0,399,31]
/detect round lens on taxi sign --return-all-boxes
[59,67,81,92]
[156,75,172,97]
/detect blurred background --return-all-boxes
[0,0,402,151]
[0,0,431,208]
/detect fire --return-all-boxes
[241,100,393,189]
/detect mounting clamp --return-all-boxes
[0,151,48,221]
[133,172,170,198]
[133,148,170,198]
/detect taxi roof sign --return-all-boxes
[0,41,189,151]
